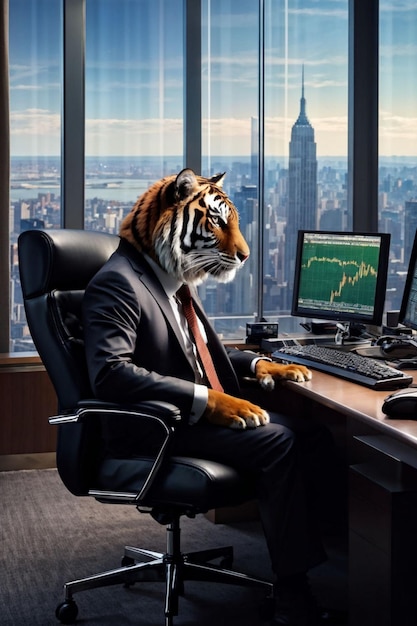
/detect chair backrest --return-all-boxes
[18,229,119,494]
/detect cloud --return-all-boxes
[380,0,417,12]
[10,109,60,155]
[11,83,61,92]
[9,62,60,84]
[10,109,60,135]
[288,7,348,18]
[9,107,416,158]
[86,117,183,135]
[85,117,183,156]
[378,109,417,156]
[380,43,417,58]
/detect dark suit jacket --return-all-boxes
[82,239,258,426]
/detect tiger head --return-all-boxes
[119,168,250,285]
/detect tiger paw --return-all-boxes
[204,390,270,429]
[255,360,312,390]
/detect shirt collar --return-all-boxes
[143,253,182,298]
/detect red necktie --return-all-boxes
[176,284,224,392]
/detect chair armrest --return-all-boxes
[79,399,182,422]
[49,400,182,505]
[49,399,181,425]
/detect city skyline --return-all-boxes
[9,148,417,350]
[8,78,417,350]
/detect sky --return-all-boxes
[8,0,417,158]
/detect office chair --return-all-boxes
[18,229,273,626]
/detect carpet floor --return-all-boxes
[0,468,347,625]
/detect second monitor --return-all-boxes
[291,230,391,329]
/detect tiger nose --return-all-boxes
[237,250,249,263]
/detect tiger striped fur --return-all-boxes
[120,168,249,286]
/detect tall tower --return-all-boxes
[285,68,318,304]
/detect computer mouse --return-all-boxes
[382,388,417,418]
[377,337,417,359]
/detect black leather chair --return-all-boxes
[18,229,273,626]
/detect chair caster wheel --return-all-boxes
[55,600,78,624]
[121,555,136,587]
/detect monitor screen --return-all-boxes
[291,230,391,326]
[399,229,417,331]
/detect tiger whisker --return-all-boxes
[183,252,241,274]
[186,249,241,264]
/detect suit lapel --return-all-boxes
[117,240,240,393]
[118,240,194,367]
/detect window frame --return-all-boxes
[62,0,85,229]
[348,0,379,233]
[5,0,381,352]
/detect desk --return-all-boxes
[284,370,417,447]
[280,370,417,626]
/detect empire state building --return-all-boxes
[285,69,318,301]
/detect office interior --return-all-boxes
[2,1,417,625]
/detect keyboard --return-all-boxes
[272,343,413,390]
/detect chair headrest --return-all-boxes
[18,229,120,298]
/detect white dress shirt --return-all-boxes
[144,254,208,423]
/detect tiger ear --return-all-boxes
[210,172,226,188]
[174,168,199,201]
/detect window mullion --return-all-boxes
[62,0,85,229]
[348,0,379,232]
[257,0,265,320]
[184,0,201,174]
[1,0,10,351]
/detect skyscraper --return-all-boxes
[285,68,318,306]
[404,199,417,264]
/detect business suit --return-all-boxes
[82,239,328,578]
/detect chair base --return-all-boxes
[56,515,274,626]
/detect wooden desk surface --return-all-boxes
[284,369,417,448]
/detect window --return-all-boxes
[201,0,259,337]
[379,0,417,313]
[84,0,184,234]
[7,1,416,352]
[9,0,62,351]
[263,1,348,332]
[200,1,348,337]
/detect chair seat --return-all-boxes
[97,455,254,511]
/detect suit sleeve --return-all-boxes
[226,346,261,376]
[82,265,196,420]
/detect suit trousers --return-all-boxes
[169,412,334,578]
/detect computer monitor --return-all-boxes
[399,229,417,331]
[291,230,391,327]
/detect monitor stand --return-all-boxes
[334,322,372,346]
